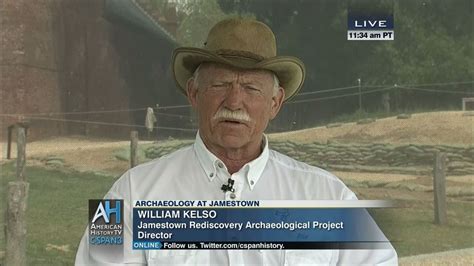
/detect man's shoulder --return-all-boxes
[268,149,355,200]
[268,149,341,181]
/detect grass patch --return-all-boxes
[113,145,147,162]
[0,163,117,265]
[371,200,474,257]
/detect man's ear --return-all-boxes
[269,87,285,120]
[186,78,198,108]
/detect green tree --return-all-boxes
[176,0,230,46]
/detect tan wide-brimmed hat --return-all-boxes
[172,18,305,101]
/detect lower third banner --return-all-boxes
[132,201,392,250]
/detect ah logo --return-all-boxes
[89,199,123,224]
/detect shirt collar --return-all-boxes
[193,131,269,190]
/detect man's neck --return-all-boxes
[202,137,264,174]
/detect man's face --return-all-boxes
[186,63,285,150]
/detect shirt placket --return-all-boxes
[215,161,245,200]
[227,172,245,265]
[215,161,246,265]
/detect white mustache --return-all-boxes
[213,108,251,123]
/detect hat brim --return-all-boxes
[172,47,305,102]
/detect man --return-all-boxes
[76,18,397,265]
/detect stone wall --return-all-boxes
[1,0,64,140]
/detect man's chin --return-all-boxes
[217,134,250,149]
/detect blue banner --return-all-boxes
[133,208,388,248]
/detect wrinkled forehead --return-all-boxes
[197,62,275,85]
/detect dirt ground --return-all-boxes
[2,135,144,156]
[334,171,473,185]
[0,135,153,176]
[269,111,473,145]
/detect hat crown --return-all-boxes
[204,18,277,59]
[172,18,305,102]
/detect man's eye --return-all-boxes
[245,86,260,92]
[211,83,226,88]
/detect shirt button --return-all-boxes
[217,162,224,168]
[230,193,236,199]
[250,180,255,185]
[209,173,214,178]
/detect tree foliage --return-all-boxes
[176,0,230,46]
[151,0,254,47]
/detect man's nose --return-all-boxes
[223,83,244,110]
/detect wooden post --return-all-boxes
[433,152,447,225]
[6,181,29,266]
[6,126,29,265]
[7,125,14,159]
[357,78,362,117]
[16,127,27,182]
[130,131,139,168]
[382,92,390,113]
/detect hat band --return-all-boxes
[215,49,265,62]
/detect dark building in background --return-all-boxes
[1,0,187,141]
